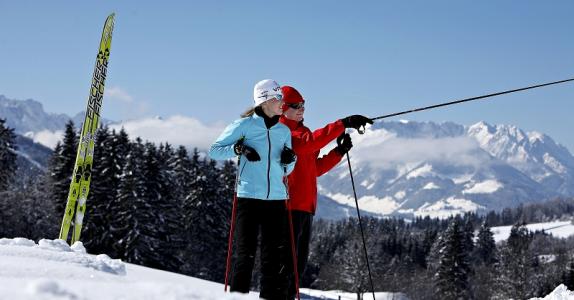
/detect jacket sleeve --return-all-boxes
[292,120,345,155]
[208,118,246,160]
[316,147,343,177]
[283,131,297,175]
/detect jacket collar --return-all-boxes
[254,106,280,129]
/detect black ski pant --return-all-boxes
[287,210,313,300]
[230,198,290,300]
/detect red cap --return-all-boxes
[281,86,304,104]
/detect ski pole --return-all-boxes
[345,152,376,300]
[369,77,574,122]
[283,166,301,300]
[224,156,242,292]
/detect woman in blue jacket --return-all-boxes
[209,79,296,299]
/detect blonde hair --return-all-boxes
[240,102,265,118]
[241,107,256,118]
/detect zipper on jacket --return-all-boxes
[266,129,271,199]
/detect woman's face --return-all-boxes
[263,97,284,116]
[283,102,305,122]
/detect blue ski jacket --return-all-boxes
[209,112,296,200]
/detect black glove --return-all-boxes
[280,146,296,165]
[234,139,260,161]
[335,133,353,155]
[341,115,373,131]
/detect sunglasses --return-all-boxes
[287,102,305,110]
[258,93,283,101]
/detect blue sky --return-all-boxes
[1,1,574,151]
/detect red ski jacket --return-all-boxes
[280,116,345,214]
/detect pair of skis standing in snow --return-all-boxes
[209,79,372,300]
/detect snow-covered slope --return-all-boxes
[531,285,574,300]
[0,238,404,300]
[0,238,254,300]
[490,220,574,242]
[318,120,574,219]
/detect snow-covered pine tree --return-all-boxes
[114,137,146,262]
[474,221,496,266]
[471,221,498,300]
[495,223,539,299]
[0,118,18,238]
[127,141,182,272]
[183,153,233,282]
[462,217,475,258]
[48,120,78,215]
[433,219,471,300]
[103,128,131,257]
[154,142,185,272]
[83,126,117,255]
[0,118,17,191]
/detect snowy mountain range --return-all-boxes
[318,120,574,219]
[4,95,574,220]
[0,95,87,134]
[0,95,113,149]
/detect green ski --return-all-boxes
[59,13,115,244]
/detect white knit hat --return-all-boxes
[253,79,282,107]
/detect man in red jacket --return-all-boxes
[279,85,372,299]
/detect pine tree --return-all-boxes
[434,219,471,300]
[103,128,131,257]
[114,137,147,261]
[153,142,185,272]
[474,221,497,266]
[495,223,539,299]
[471,221,498,300]
[83,126,117,254]
[48,121,78,215]
[0,118,18,191]
[183,154,233,281]
[564,259,574,291]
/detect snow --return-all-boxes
[0,238,407,300]
[394,190,406,199]
[0,238,253,300]
[544,152,567,174]
[530,284,574,300]
[452,173,473,184]
[406,163,433,179]
[414,197,484,219]
[462,179,503,194]
[360,179,376,190]
[491,221,574,242]
[327,193,399,215]
[300,288,407,300]
[423,182,440,190]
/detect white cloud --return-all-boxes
[351,131,484,169]
[109,115,226,150]
[105,86,134,103]
[25,130,64,149]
